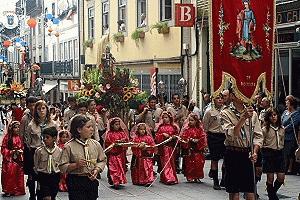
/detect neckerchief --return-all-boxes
[270,125,280,148]
[229,103,249,146]
[44,144,57,173]
[75,138,91,167]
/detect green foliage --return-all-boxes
[84,38,93,48]
[131,28,145,41]
[150,21,169,34]
[112,32,125,42]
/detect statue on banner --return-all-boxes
[231,0,262,61]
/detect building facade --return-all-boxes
[82,0,187,101]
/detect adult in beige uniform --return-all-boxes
[20,96,38,200]
[167,93,188,173]
[59,115,106,200]
[25,100,58,200]
[261,108,285,200]
[167,93,188,129]
[68,101,100,141]
[203,94,225,190]
[220,90,263,200]
[136,95,163,133]
[63,96,77,129]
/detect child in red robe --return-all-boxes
[1,121,25,197]
[181,113,207,183]
[57,130,71,192]
[130,123,156,186]
[155,111,179,185]
[105,117,129,189]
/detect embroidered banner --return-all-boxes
[209,0,275,102]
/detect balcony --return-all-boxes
[40,59,79,79]
[25,0,42,17]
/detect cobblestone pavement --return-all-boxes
[0,133,299,200]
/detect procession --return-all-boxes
[0,0,300,200]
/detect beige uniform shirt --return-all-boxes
[262,126,285,150]
[167,104,188,128]
[26,120,58,148]
[136,107,163,130]
[20,109,33,146]
[202,107,224,134]
[59,139,107,174]
[34,145,61,174]
[63,108,77,128]
[220,105,263,148]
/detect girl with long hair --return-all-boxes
[1,121,25,197]
[25,100,58,200]
[130,123,156,186]
[155,111,179,185]
[104,117,129,189]
[262,108,285,200]
[181,113,207,183]
[59,115,106,200]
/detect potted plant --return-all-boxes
[113,32,125,43]
[84,38,94,48]
[150,21,170,34]
[131,28,145,41]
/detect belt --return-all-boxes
[226,146,250,152]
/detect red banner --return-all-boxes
[210,0,275,102]
[175,4,196,27]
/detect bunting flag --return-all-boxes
[209,0,275,102]
[150,67,158,96]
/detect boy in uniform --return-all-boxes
[34,127,61,200]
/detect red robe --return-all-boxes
[1,134,25,196]
[131,135,155,185]
[105,130,129,186]
[58,142,68,192]
[181,127,207,181]
[155,124,178,185]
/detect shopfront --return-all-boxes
[275,0,300,111]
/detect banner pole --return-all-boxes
[249,116,257,200]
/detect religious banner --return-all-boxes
[209,0,275,102]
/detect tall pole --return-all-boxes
[249,117,257,200]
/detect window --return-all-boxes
[137,0,147,27]
[74,39,78,59]
[60,43,63,60]
[160,0,172,21]
[53,44,56,60]
[64,42,68,60]
[88,7,95,39]
[134,73,181,101]
[118,0,126,32]
[38,19,42,35]
[68,40,73,59]
[52,3,55,16]
[102,1,109,35]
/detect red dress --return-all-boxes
[131,135,155,185]
[181,127,207,181]
[155,124,178,185]
[105,130,129,186]
[1,134,25,196]
[58,142,68,192]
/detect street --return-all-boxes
[0,152,299,200]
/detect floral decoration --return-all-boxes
[218,4,230,51]
[263,7,271,51]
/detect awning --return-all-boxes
[42,81,57,94]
